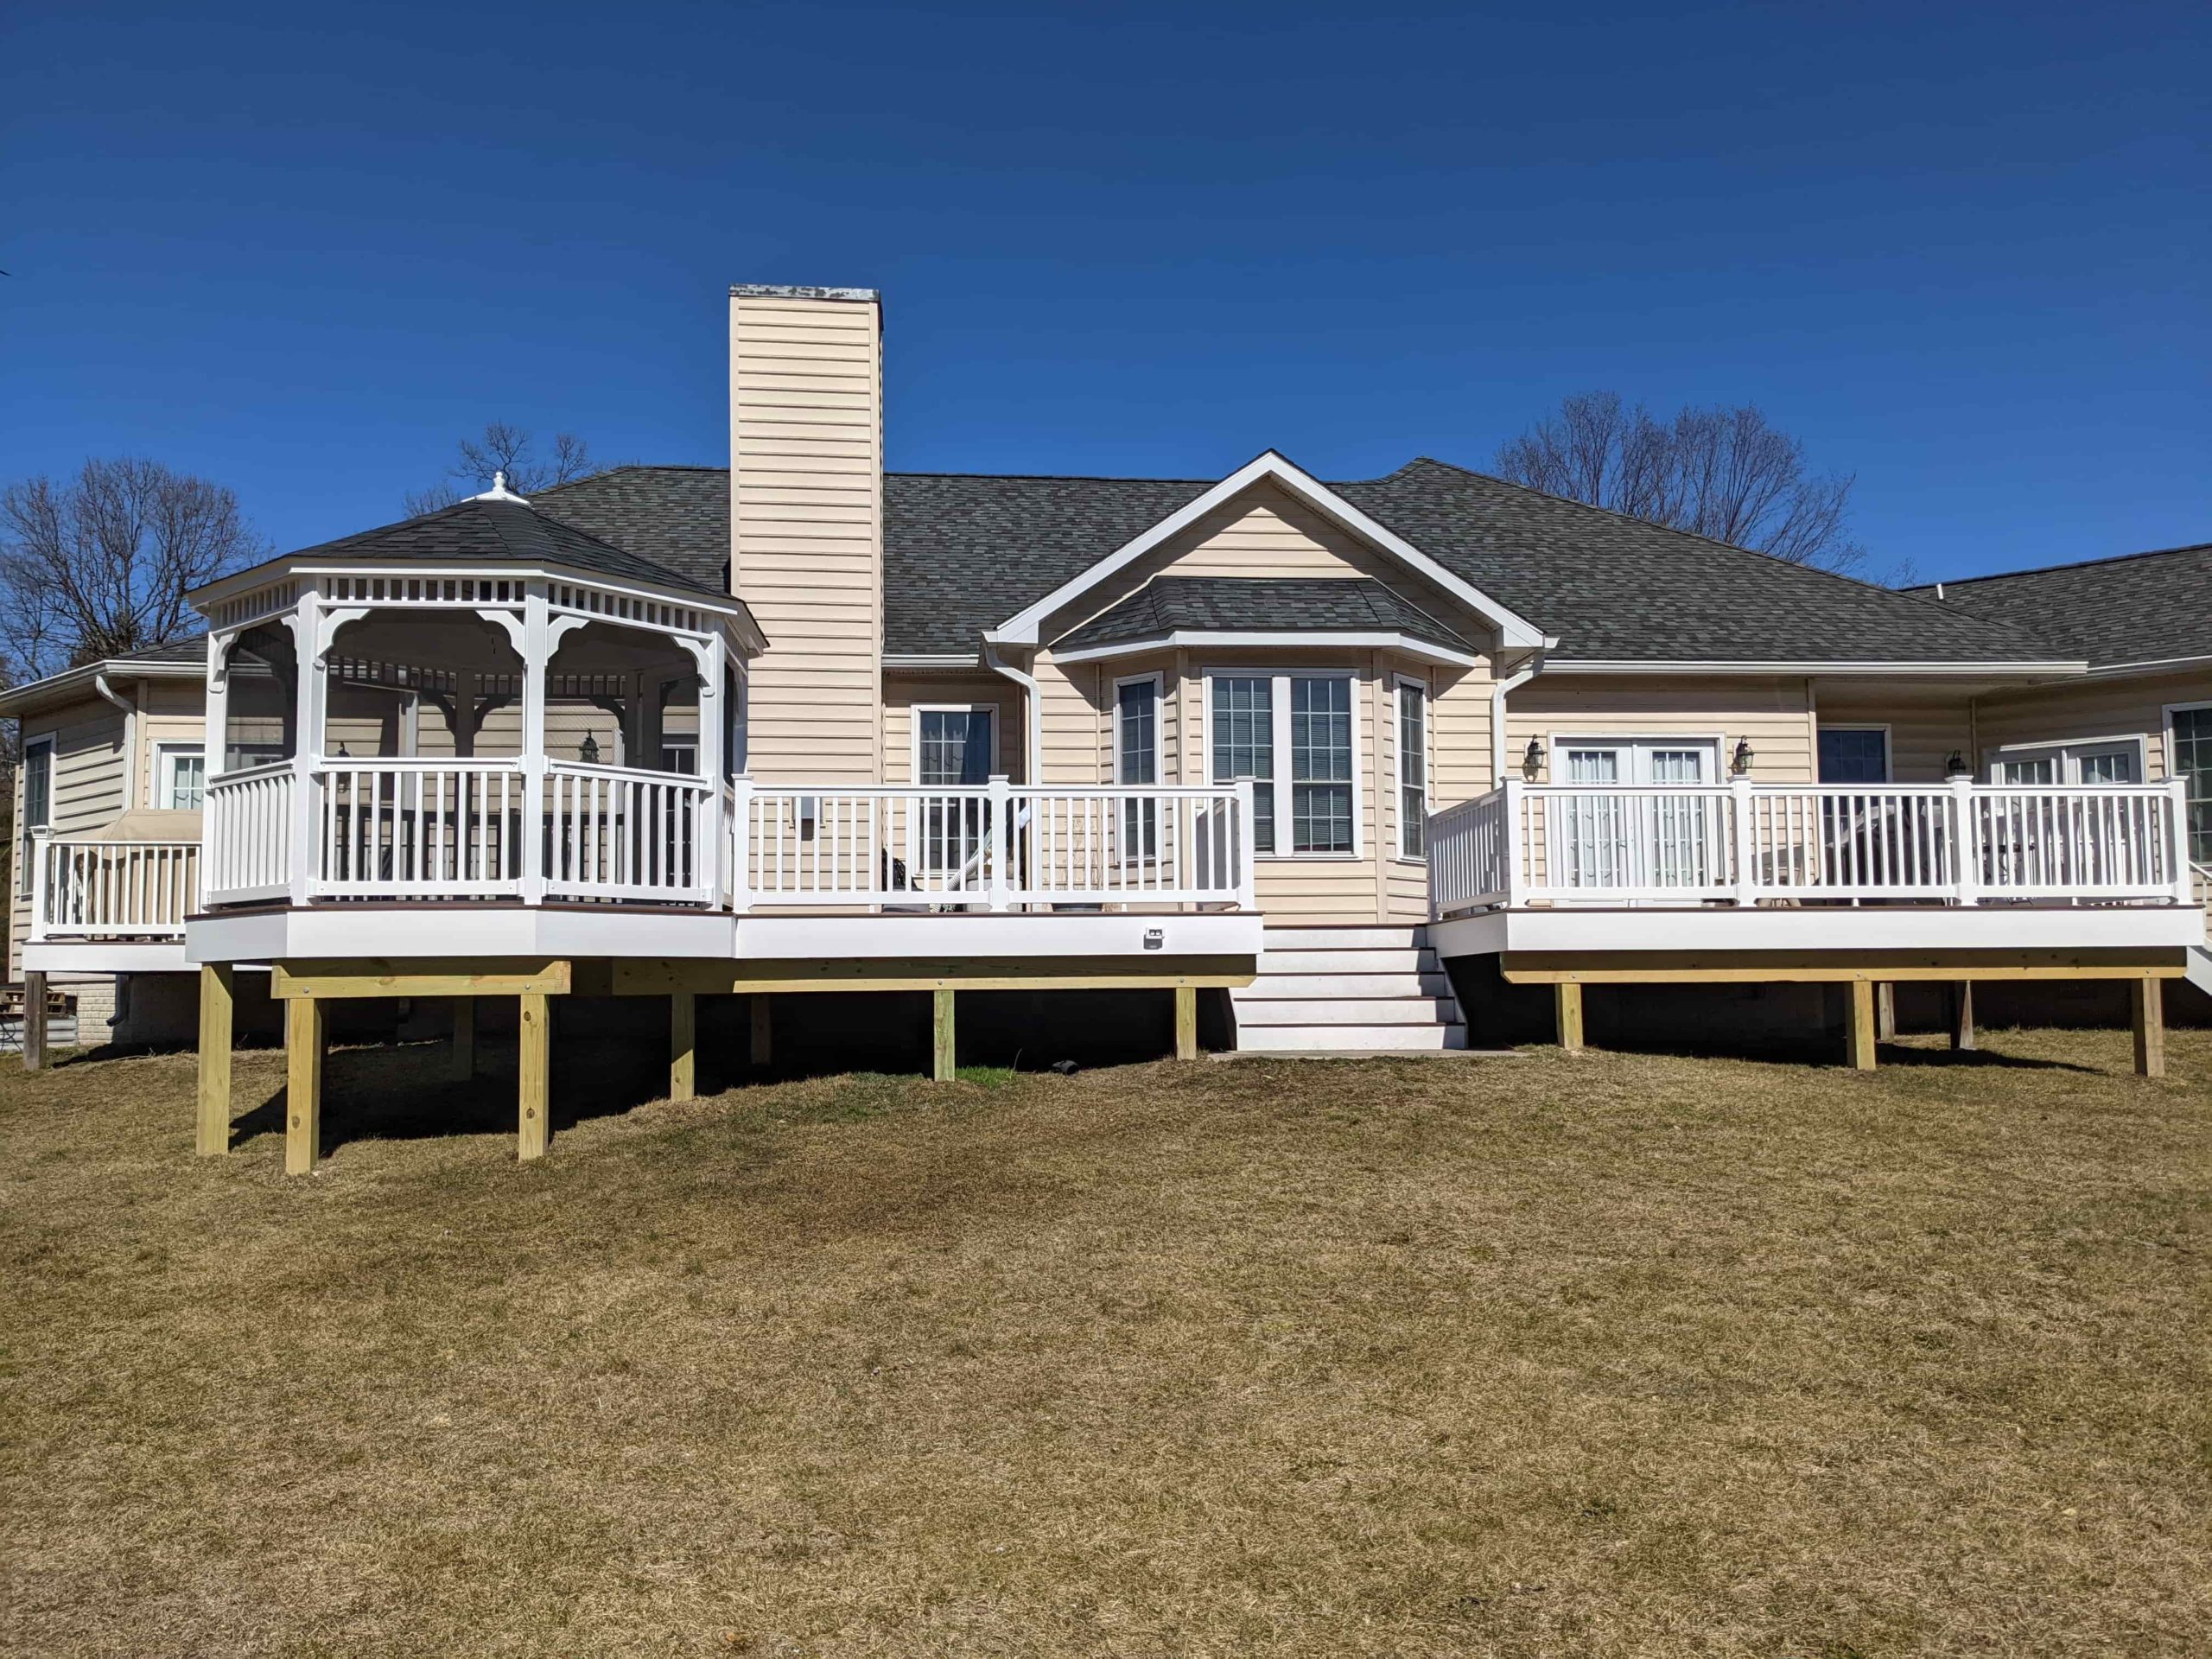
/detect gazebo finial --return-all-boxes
[472,469,531,505]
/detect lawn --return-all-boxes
[2,1028,2207,1656]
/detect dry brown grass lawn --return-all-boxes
[2,1027,2208,1657]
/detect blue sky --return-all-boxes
[3,1,2205,583]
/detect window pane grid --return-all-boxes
[1397,682,1427,857]
[1211,676,1274,854]
[1289,677,1353,854]
[2177,709,2212,865]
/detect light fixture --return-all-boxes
[334,741,349,759]
[1944,750,1970,779]
[1730,738,1755,777]
[1521,737,1545,781]
[579,732,601,765]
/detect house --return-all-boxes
[4,285,2204,1169]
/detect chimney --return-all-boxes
[729,284,884,784]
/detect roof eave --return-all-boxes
[0,656,206,717]
[1541,658,2089,677]
[1050,629,1484,669]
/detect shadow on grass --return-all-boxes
[1870,1041,2103,1075]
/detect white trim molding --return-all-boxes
[1053,628,1481,669]
[987,451,1551,652]
[1199,664,1365,861]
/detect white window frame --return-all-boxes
[153,741,207,810]
[1983,733,2150,786]
[19,734,54,895]
[1547,733,1726,785]
[910,702,1001,785]
[1815,723,1891,784]
[1201,666,1363,861]
[1393,672,1430,861]
[1112,672,1164,786]
[2165,700,2212,870]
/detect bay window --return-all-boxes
[1209,671,1359,856]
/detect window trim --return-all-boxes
[1815,723,1891,784]
[19,734,54,896]
[909,702,1001,785]
[1392,672,1430,862]
[1201,666,1363,860]
[1111,672,1164,786]
[1982,733,2150,786]
[152,741,207,810]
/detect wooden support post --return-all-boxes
[931,988,956,1081]
[22,969,46,1072]
[518,991,550,1160]
[284,995,324,1175]
[1554,982,1584,1053]
[1847,979,1878,1071]
[2131,976,2165,1079]
[670,990,696,1101]
[1173,985,1199,1060]
[195,963,235,1156]
[1949,982,1976,1052]
[749,994,772,1068]
[1875,982,1897,1041]
[448,996,475,1082]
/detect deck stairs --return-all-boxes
[2188,944,2212,1001]
[1230,925,1467,1052]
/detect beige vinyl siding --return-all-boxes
[136,680,210,809]
[730,291,883,785]
[11,697,128,976]
[1812,685,1974,782]
[1508,676,1818,783]
[882,675,1027,785]
[1972,669,2210,779]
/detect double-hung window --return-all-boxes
[19,736,51,894]
[1988,738,2145,786]
[156,743,207,810]
[2170,705,2211,866]
[1395,678,1428,858]
[1115,677,1160,856]
[1209,671,1358,856]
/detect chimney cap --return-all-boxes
[729,283,879,302]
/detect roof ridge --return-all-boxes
[1906,538,2212,591]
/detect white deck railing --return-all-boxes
[733,780,1254,911]
[28,835,200,941]
[195,768,1255,914]
[1429,778,2196,918]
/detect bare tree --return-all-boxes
[1495,391,1866,573]
[0,458,268,683]
[405,423,597,515]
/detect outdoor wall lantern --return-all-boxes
[1521,737,1546,781]
[1730,738,1755,776]
[579,732,601,765]
[1945,751,1971,779]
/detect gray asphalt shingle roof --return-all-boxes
[282,494,733,600]
[535,461,2072,666]
[1902,543,2212,670]
[1055,576,1476,655]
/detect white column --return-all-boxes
[1503,779,1527,908]
[1950,775,1980,906]
[2169,774,2194,906]
[986,773,1012,911]
[1730,774,1757,906]
[203,633,232,779]
[520,584,550,905]
[287,588,326,906]
[692,637,726,906]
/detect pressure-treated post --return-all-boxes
[518,991,550,1159]
[20,969,45,1072]
[1173,985,1198,1060]
[670,990,696,1101]
[748,992,772,1068]
[284,995,324,1174]
[448,996,475,1081]
[1847,979,1878,1071]
[2131,976,2165,1079]
[1949,981,1977,1052]
[931,988,956,1081]
[196,963,236,1154]
[1876,982,1897,1042]
[1554,981,1584,1053]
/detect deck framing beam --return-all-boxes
[611,957,1255,996]
[271,958,573,1000]
[1500,949,2186,985]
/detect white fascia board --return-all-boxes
[985,451,1551,651]
[194,558,750,623]
[2075,652,2212,681]
[1543,658,2088,677]
[883,653,985,670]
[0,658,206,717]
[1052,630,1484,669]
